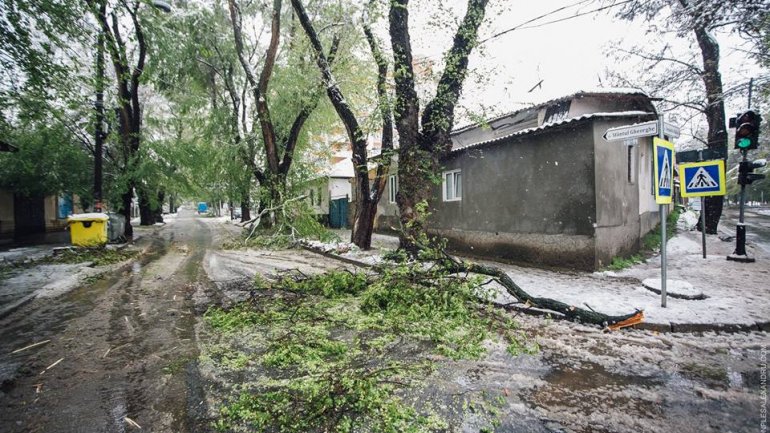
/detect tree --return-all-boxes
[0,118,92,201]
[610,0,769,234]
[0,1,99,206]
[89,0,156,235]
[150,3,257,221]
[291,0,393,249]
[389,0,489,250]
[226,0,340,222]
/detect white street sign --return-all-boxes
[663,122,681,139]
[603,121,658,141]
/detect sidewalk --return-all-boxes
[322,215,770,332]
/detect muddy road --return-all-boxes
[1,210,767,433]
[0,210,218,433]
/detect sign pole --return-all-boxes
[679,159,726,259]
[701,197,706,258]
[659,117,667,308]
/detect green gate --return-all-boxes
[329,198,348,229]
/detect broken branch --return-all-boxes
[11,339,51,354]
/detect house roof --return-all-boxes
[327,158,354,178]
[450,111,655,153]
[0,140,19,152]
[451,88,652,136]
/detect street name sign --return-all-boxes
[680,160,726,198]
[676,147,726,163]
[603,121,658,141]
[653,137,675,204]
[663,122,681,139]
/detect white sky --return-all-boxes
[392,0,764,139]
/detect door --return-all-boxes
[329,198,348,229]
[13,195,45,237]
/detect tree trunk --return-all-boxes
[291,0,376,248]
[351,199,377,250]
[138,188,154,226]
[240,193,251,223]
[389,0,488,252]
[689,1,727,234]
[121,186,133,238]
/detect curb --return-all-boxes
[0,243,148,321]
[300,244,768,335]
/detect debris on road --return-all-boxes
[11,339,51,354]
[39,357,63,375]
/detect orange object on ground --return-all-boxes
[605,311,645,331]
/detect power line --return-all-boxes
[479,0,634,46]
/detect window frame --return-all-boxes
[388,174,398,204]
[624,138,637,185]
[442,169,462,202]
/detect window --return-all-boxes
[624,138,637,184]
[443,169,462,202]
[388,175,398,203]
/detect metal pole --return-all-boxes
[728,149,754,262]
[93,1,106,212]
[701,197,706,258]
[736,150,748,256]
[659,116,667,308]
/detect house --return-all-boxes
[0,192,84,244]
[304,157,354,228]
[0,141,84,244]
[377,89,667,270]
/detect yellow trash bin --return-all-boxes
[67,213,109,247]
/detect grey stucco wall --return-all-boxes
[428,121,598,269]
[375,161,401,232]
[591,117,658,267]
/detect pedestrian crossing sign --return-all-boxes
[653,138,675,204]
[680,159,726,198]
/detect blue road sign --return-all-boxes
[680,160,726,198]
[653,138,675,204]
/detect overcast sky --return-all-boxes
[393,0,763,140]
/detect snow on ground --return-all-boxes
[324,218,770,328]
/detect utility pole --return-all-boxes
[93,0,106,212]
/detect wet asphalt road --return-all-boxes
[722,206,770,254]
[0,209,767,433]
[0,209,212,433]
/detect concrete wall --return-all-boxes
[329,177,351,201]
[0,189,13,241]
[429,121,598,269]
[591,118,658,267]
[304,179,328,215]
[375,162,400,231]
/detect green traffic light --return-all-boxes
[737,137,752,149]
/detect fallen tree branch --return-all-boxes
[439,256,642,327]
[389,235,641,327]
[243,194,308,243]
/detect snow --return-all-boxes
[67,213,109,221]
[452,111,654,152]
[327,158,354,178]
[641,278,703,300]
[319,222,770,329]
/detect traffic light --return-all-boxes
[737,158,766,185]
[730,110,761,150]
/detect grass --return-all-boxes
[43,247,138,267]
[606,205,682,271]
